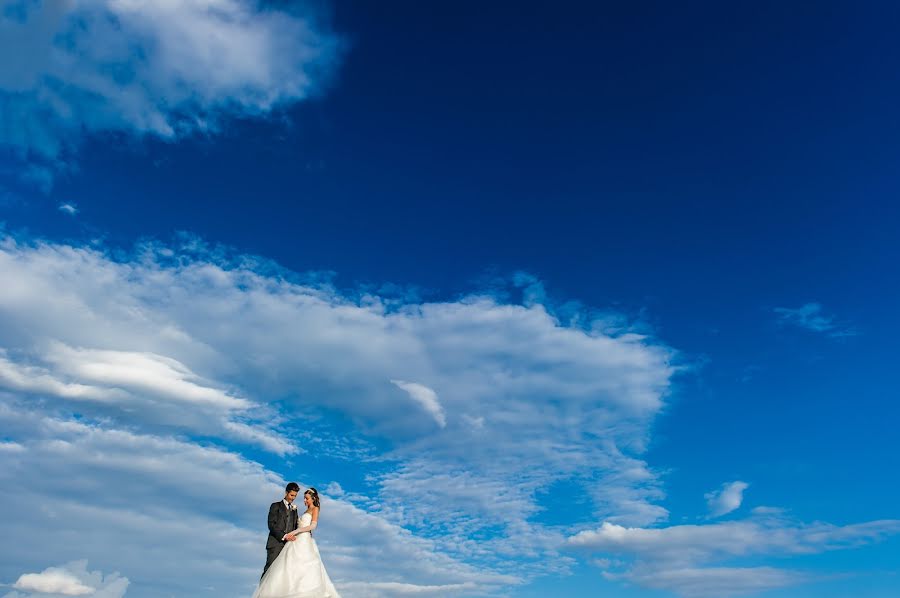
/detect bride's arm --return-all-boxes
[281,509,301,540]
[286,507,319,536]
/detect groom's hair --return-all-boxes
[285,482,300,493]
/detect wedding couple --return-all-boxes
[253,483,341,598]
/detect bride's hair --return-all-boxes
[305,487,320,508]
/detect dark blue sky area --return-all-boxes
[32,1,896,293]
[9,2,900,508]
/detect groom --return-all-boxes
[262,482,300,577]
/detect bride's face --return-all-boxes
[304,494,313,508]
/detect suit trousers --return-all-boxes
[262,542,285,578]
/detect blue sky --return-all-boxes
[1,1,899,597]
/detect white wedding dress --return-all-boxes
[253,512,341,598]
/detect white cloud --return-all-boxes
[390,379,446,427]
[0,440,25,452]
[0,0,341,177]
[8,560,127,598]
[0,345,294,455]
[0,400,508,598]
[44,343,249,409]
[0,235,678,594]
[568,517,900,563]
[705,481,749,518]
[14,568,93,596]
[774,303,857,338]
[337,581,481,596]
[1,236,892,596]
[0,350,123,402]
[751,506,785,516]
[567,514,900,596]
[58,203,78,215]
[325,481,345,497]
[610,565,810,598]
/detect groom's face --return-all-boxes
[285,490,298,504]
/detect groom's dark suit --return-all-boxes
[263,500,298,577]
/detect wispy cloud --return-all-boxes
[337,581,482,595]
[705,481,749,518]
[390,379,446,428]
[0,0,342,183]
[0,345,294,455]
[774,303,857,338]
[606,565,811,598]
[567,510,900,597]
[57,202,78,215]
[738,365,761,384]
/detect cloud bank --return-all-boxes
[1,236,895,596]
[0,235,675,596]
[568,512,900,597]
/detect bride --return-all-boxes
[253,487,341,598]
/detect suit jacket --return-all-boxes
[266,501,298,549]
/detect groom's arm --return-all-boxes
[267,503,280,536]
